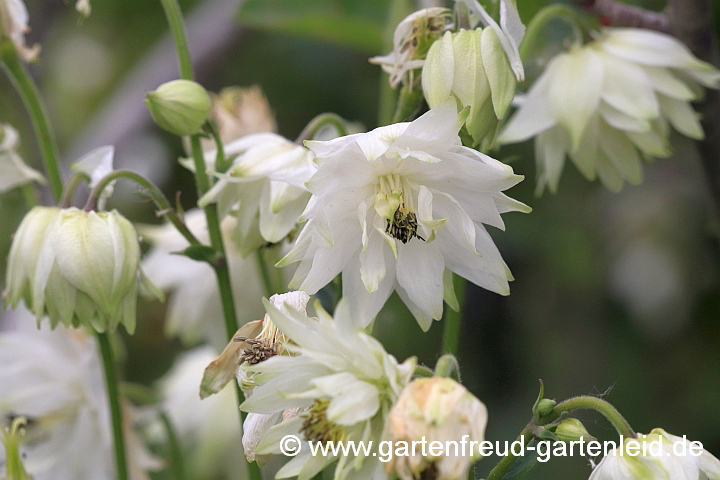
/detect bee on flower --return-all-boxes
[499,28,720,194]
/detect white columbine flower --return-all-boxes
[499,28,720,194]
[370,8,452,88]
[240,298,416,480]
[192,133,316,254]
[0,317,161,480]
[139,208,265,348]
[280,102,529,330]
[589,429,720,480]
[75,0,91,17]
[0,0,40,61]
[386,377,488,480]
[0,123,45,192]
[156,347,244,480]
[31,207,162,333]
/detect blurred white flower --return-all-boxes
[589,429,720,480]
[386,377,488,480]
[0,0,40,61]
[156,347,244,480]
[204,86,277,150]
[499,28,720,194]
[75,0,90,17]
[30,207,162,334]
[139,208,266,349]
[0,317,160,480]
[0,123,45,193]
[370,8,451,88]
[194,133,316,253]
[422,28,516,149]
[241,298,416,480]
[281,102,528,330]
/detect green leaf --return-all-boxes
[238,0,389,54]
[502,439,540,480]
[175,245,219,264]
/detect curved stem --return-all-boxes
[159,2,262,479]
[295,113,348,144]
[61,172,91,208]
[85,169,201,246]
[97,333,128,480]
[0,40,63,201]
[519,4,588,62]
[159,412,187,480]
[206,121,230,173]
[486,395,635,480]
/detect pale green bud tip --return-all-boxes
[534,398,556,417]
[146,79,211,136]
[555,418,595,443]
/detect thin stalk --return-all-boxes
[86,169,201,246]
[519,4,590,61]
[442,277,466,355]
[61,172,91,208]
[206,121,231,173]
[97,333,128,480]
[485,395,635,480]
[159,2,261,479]
[256,248,278,297]
[0,40,63,201]
[391,84,424,123]
[160,412,187,480]
[295,113,347,144]
[21,184,37,208]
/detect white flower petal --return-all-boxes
[395,239,445,322]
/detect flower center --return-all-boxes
[301,399,347,444]
[375,174,425,244]
[236,337,278,365]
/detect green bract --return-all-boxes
[146,79,211,136]
[422,28,516,150]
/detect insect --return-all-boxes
[386,209,425,244]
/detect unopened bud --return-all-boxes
[146,79,211,136]
[534,398,556,417]
[555,418,595,443]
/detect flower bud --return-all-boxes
[422,28,516,149]
[554,418,595,443]
[533,398,556,418]
[31,208,161,333]
[146,79,211,136]
[4,206,59,311]
[386,377,488,480]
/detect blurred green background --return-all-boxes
[1,0,719,479]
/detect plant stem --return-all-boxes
[61,172,91,207]
[97,333,128,480]
[0,40,63,201]
[391,84,425,123]
[256,248,279,297]
[519,4,589,61]
[159,2,261,479]
[295,113,348,144]
[160,412,187,480]
[442,277,466,355]
[86,169,201,246]
[485,395,635,480]
[206,121,231,173]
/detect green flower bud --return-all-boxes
[421,28,516,149]
[533,398,556,417]
[146,79,211,136]
[4,206,60,310]
[30,208,162,334]
[555,418,595,443]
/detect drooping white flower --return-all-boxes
[0,0,40,61]
[139,209,265,348]
[589,429,720,480]
[280,102,529,330]
[30,207,162,333]
[386,377,488,480]
[499,28,720,194]
[456,0,525,81]
[370,8,452,88]
[0,316,161,480]
[422,27,516,149]
[156,347,244,480]
[240,298,416,480]
[0,123,45,193]
[194,133,316,253]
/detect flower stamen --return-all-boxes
[300,399,347,444]
[235,337,278,365]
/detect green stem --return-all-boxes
[295,113,348,144]
[21,184,37,208]
[391,84,425,123]
[97,333,128,480]
[256,248,278,296]
[159,2,262,479]
[86,169,201,246]
[442,277,466,355]
[0,40,63,201]
[160,412,187,480]
[519,4,589,62]
[61,172,91,207]
[206,121,231,173]
[486,395,635,480]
